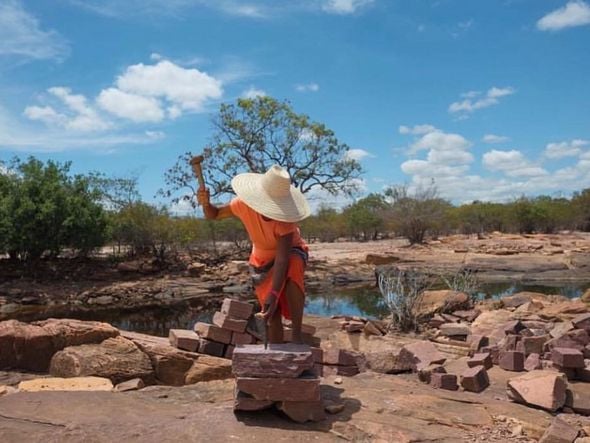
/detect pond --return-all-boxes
[5,281,589,337]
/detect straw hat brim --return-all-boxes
[231,172,311,222]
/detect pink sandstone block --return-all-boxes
[221,299,253,320]
[213,311,247,333]
[430,373,458,391]
[236,372,320,402]
[232,343,314,378]
[194,322,232,344]
[168,329,200,352]
[461,366,490,393]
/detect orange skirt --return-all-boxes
[254,253,306,320]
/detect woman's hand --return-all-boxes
[196,187,210,207]
[260,292,279,324]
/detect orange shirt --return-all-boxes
[230,197,308,268]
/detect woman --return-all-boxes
[197,165,311,344]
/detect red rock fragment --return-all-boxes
[230,332,254,345]
[507,370,567,412]
[194,322,232,345]
[538,417,579,443]
[572,313,590,332]
[430,373,458,391]
[198,338,225,357]
[321,364,359,377]
[418,364,446,384]
[499,350,525,371]
[232,344,314,378]
[467,353,492,370]
[461,366,490,393]
[322,348,362,366]
[503,320,526,335]
[233,389,274,412]
[221,299,253,320]
[345,321,364,333]
[169,329,200,352]
[517,335,549,357]
[565,383,590,416]
[398,341,446,371]
[552,347,585,369]
[212,312,247,333]
[524,353,542,371]
[467,334,489,353]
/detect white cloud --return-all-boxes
[399,124,437,135]
[97,88,165,123]
[0,0,69,61]
[345,148,374,161]
[295,83,320,92]
[114,60,223,115]
[145,130,165,139]
[241,86,267,99]
[449,86,515,116]
[24,87,111,132]
[544,139,589,158]
[482,134,510,144]
[410,130,471,154]
[483,149,547,177]
[537,0,590,31]
[322,0,374,14]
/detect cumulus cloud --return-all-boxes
[483,149,547,177]
[449,86,515,116]
[410,130,471,154]
[24,87,110,132]
[0,0,69,61]
[537,0,590,31]
[544,139,589,158]
[97,88,165,123]
[399,124,437,135]
[482,134,510,144]
[241,86,267,99]
[113,60,223,115]
[322,0,374,14]
[345,148,374,161]
[295,83,320,92]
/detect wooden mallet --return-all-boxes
[189,154,206,189]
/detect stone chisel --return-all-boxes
[253,295,279,349]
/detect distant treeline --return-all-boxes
[1,157,589,262]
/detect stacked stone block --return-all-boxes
[232,343,325,423]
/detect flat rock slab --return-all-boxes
[236,372,320,402]
[507,370,567,412]
[18,376,113,392]
[168,329,200,352]
[439,323,471,337]
[552,347,585,368]
[565,383,590,416]
[213,312,247,333]
[194,322,232,345]
[399,341,446,371]
[232,344,313,378]
[221,299,253,320]
[539,417,579,443]
[233,389,274,412]
[277,400,326,423]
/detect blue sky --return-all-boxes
[1,0,589,212]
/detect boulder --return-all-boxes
[572,313,590,332]
[49,336,155,384]
[539,417,579,443]
[430,373,458,391]
[122,331,195,386]
[169,329,200,352]
[187,262,206,276]
[460,366,489,393]
[184,355,232,384]
[502,293,533,308]
[467,353,492,370]
[322,348,364,367]
[471,310,514,336]
[114,378,144,392]
[439,323,471,338]
[545,329,589,353]
[18,376,113,392]
[398,341,446,371]
[417,364,446,384]
[232,344,314,378]
[499,351,525,371]
[525,353,543,371]
[540,301,588,319]
[365,351,413,374]
[549,321,574,339]
[517,335,550,357]
[220,298,253,320]
[198,338,225,357]
[416,290,470,317]
[507,370,568,412]
[552,348,585,369]
[33,318,120,349]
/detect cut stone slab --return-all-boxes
[364,351,413,374]
[221,298,253,320]
[461,366,490,393]
[398,341,446,371]
[431,373,458,391]
[525,353,543,371]
[467,334,489,353]
[49,336,154,384]
[499,351,525,372]
[552,347,585,369]
[198,338,225,357]
[507,370,568,412]
[545,330,589,353]
[468,353,492,370]
[18,376,113,392]
[169,329,200,352]
[114,378,144,392]
[194,322,232,345]
[538,417,579,443]
[232,344,314,378]
[234,389,274,412]
[213,312,247,333]
[278,400,326,423]
[184,354,232,384]
[565,383,590,416]
[503,293,532,308]
[572,313,590,332]
[517,335,550,357]
[231,331,254,345]
[439,323,471,338]
[345,321,364,333]
[236,372,320,402]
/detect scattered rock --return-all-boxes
[431,373,458,391]
[233,389,274,411]
[184,355,232,384]
[194,322,232,345]
[236,372,320,402]
[552,348,585,369]
[418,364,446,384]
[499,350,525,372]
[507,370,567,412]
[416,290,470,317]
[525,353,543,371]
[278,400,326,423]
[325,402,345,414]
[565,383,590,416]
[460,366,489,393]
[539,417,579,443]
[220,298,253,320]
[232,344,313,378]
[572,313,590,332]
[398,341,446,371]
[468,353,492,370]
[114,378,145,392]
[213,312,247,333]
[169,329,200,352]
[439,323,471,338]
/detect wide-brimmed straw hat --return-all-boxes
[231,165,311,222]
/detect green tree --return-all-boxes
[160,96,363,206]
[0,157,108,260]
[343,193,388,241]
[572,189,590,231]
[300,205,346,242]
